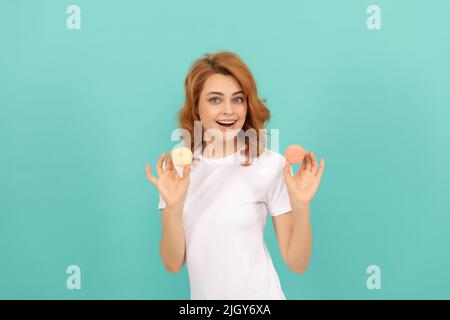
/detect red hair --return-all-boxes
[177,51,271,166]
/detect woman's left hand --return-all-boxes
[284,151,325,208]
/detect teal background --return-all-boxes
[1,0,450,299]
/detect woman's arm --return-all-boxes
[160,204,186,273]
[279,151,324,274]
[286,204,312,274]
[272,205,311,274]
[146,152,191,274]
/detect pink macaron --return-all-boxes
[285,144,307,165]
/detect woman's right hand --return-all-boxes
[146,151,191,210]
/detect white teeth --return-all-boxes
[217,120,236,124]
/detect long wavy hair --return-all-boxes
[177,51,271,166]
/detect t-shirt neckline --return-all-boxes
[196,144,246,164]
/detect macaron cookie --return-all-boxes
[285,144,307,165]
[171,146,193,167]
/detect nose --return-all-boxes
[221,101,234,115]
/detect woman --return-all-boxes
[146,51,325,299]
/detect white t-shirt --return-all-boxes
[157,146,293,300]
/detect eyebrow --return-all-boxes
[206,91,244,96]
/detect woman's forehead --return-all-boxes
[202,74,242,93]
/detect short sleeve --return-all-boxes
[266,154,292,216]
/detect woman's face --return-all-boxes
[197,73,247,145]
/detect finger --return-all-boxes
[310,152,318,171]
[315,159,325,180]
[145,163,158,185]
[305,152,312,171]
[166,151,175,171]
[182,164,191,180]
[156,153,165,176]
[299,154,307,172]
[284,160,291,177]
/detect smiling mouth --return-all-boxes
[216,120,237,128]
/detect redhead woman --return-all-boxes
[146,51,325,300]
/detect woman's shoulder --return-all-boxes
[259,148,287,163]
[253,148,287,173]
